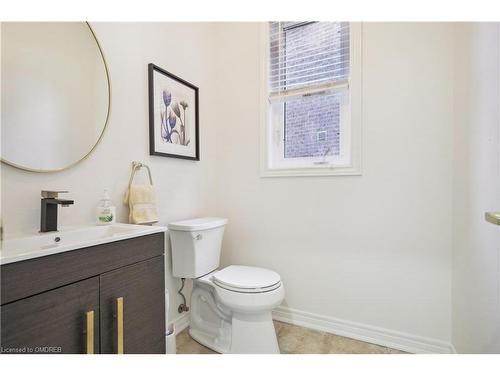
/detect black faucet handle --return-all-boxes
[41,190,69,199]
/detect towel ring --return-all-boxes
[124,161,154,204]
[128,161,153,186]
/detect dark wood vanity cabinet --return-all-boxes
[0,233,166,354]
[100,256,165,353]
[1,277,101,354]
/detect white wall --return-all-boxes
[214,23,454,344]
[452,23,500,353]
[1,22,218,322]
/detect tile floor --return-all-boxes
[176,320,407,354]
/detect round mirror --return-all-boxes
[1,22,110,172]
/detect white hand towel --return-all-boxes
[126,184,159,225]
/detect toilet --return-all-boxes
[168,217,285,354]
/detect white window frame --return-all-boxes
[259,22,363,177]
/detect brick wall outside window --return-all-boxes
[284,94,340,158]
[279,22,348,159]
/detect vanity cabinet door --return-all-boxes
[0,277,100,354]
[99,256,166,354]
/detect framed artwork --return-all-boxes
[148,63,199,160]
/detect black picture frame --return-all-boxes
[148,63,199,160]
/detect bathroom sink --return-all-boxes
[0,223,166,265]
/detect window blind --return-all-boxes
[269,22,350,99]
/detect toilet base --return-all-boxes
[189,311,280,354]
[188,279,282,354]
[230,311,280,353]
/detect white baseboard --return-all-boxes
[272,306,455,354]
[167,307,456,354]
[169,312,190,335]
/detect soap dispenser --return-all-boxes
[96,189,116,225]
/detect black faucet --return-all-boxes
[40,191,74,232]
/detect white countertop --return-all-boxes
[0,223,167,265]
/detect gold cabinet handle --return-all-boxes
[86,310,94,354]
[116,297,124,354]
[486,212,500,225]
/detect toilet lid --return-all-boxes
[213,265,281,290]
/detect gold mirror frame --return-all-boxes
[0,22,111,173]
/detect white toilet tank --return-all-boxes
[168,217,228,278]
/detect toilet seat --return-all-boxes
[212,265,281,293]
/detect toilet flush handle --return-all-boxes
[194,233,203,240]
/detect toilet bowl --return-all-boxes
[168,218,285,354]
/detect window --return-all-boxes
[261,22,362,177]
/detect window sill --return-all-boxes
[260,165,362,178]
